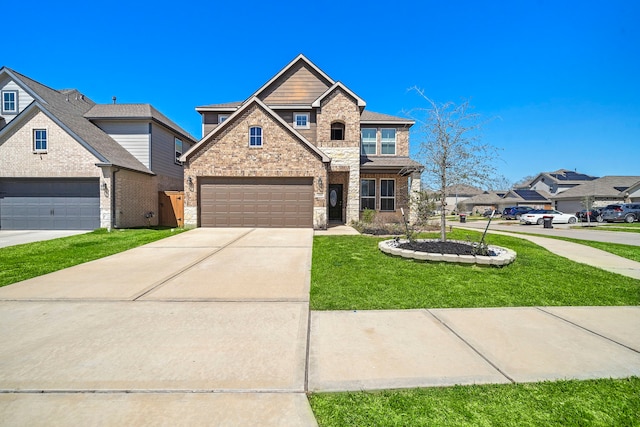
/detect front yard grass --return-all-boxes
[310,230,640,310]
[309,377,640,427]
[572,222,640,233]
[0,227,186,287]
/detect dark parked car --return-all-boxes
[502,206,534,220]
[576,209,603,223]
[601,203,640,223]
[482,209,501,217]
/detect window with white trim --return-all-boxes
[360,179,376,210]
[218,114,228,123]
[360,128,376,155]
[293,112,310,129]
[249,126,263,147]
[380,179,395,211]
[2,90,18,114]
[33,129,47,152]
[381,128,396,155]
[175,138,183,164]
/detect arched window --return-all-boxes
[331,122,345,140]
[249,126,262,147]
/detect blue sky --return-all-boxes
[4,0,638,185]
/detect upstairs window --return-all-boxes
[381,128,396,155]
[33,129,47,152]
[218,114,229,124]
[360,179,376,210]
[331,122,345,140]
[380,179,395,211]
[294,112,310,129]
[2,90,18,114]
[360,128,376,155]
[249,126,263,147]
[175,138,183,164]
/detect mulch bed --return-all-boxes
[398,241,476,255]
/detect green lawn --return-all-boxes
[0,227,186,287]
[572,222,640,233]
[309,377,640,427]
[310,230,640,310]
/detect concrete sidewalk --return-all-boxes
[1,227,638,426]
[456,224,640,279]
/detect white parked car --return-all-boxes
[519,209,578,225]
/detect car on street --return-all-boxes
[520,209,578,225]
[482,209,500,217]
[601,203,640,223]
[502,206,534,220]
[576,209,603,223]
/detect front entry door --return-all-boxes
[328,184,343,222]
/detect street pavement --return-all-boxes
[0,226,638,426]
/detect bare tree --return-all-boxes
[407,88,499,241]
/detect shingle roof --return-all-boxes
[360,110,414,123]
[360,156,423,172]
[551,176,640,199]
[84,104,197,142]
[445,184,483,197]
[2,67,152,174]
[195,101,243,110]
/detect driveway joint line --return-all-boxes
[536,307,640,354]
[131,228,256,301]
[425,309,515,383]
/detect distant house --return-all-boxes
[444,184,483,213]
[459,191,508,213]
[501,189,552,209]
[0,67,196,230]
[181,54,423,229]
[551,176,640,213]
[527,169,598,196]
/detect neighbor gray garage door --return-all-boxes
[199,177,313,228]
[0,178,100,230]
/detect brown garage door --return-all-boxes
[199,177,313,228]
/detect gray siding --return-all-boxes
[0,78,34,125]
[150,123,186,179]
[92,120,150,168]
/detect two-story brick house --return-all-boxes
[0,66,196,229]
[181,54,422,229]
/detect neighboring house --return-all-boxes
[501,189,552,209]
[181,54,422,229]
[444,184,483,213]
[620,180,640,203]
[459,191,508,214]
[551,176,640,213]
[526,169,598,196]
[0,67,196,230]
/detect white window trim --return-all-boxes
[381,128,396,155]
[360,178,376,211]
[33,128,48,153]
[293,112,310,129]
[218,114,229,124]
[174,137,183,165]
[361,128,377,155]
[380,178,396,211]
[249,126,263,147]
[2,90,18,114]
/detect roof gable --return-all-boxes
[181,97,330,163]
[252,54,335,105]
[551,176,640,199]
[312,82,365,108]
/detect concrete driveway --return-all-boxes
[0,230,90,248]
[0,228,318,426]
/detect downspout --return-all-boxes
[111,167,120,228]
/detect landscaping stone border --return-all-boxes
[378,239,517,266]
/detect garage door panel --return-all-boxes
[199,178,313,228]
[0,179,99,230]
